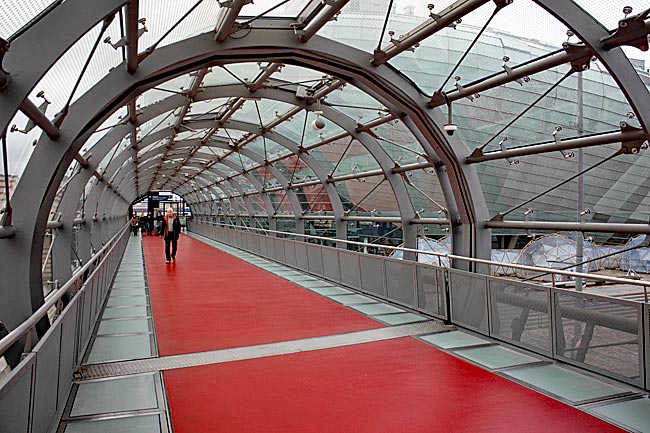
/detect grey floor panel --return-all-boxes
[374,312,429,325]
[70,374,158,417]
[308,286,352,296]
[109,288,147,297]
[589,398,650,433]
[63,415,162,433]
[107,296,149,307]
[419,330,491,349]
[504,364,630,403]
[111,282,146,290]
[97,318,150,335]
[87,334,152,364]
[299,280,339,289]
[350,303,405,315]
[454,345,542,370]
[101,306,148,319]
[328,294,377,305]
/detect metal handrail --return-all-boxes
[197,221,650,292]
[0,224,129,355]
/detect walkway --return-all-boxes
[57,233,648,432]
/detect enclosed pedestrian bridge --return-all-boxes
[1,1,650,432]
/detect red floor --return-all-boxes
[164,338,625,433]
[143,234,382,356]
[144,234,625,433]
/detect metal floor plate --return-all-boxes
[76,321,450,381]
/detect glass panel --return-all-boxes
[28,18,124,116]
[0,0,59,40]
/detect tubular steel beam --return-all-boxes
[300,0,350,42]
[466,127,648,163]
[125,0,140,73]
[247,63,283,92]
[485,220,650,234]
[214,0,249,42]
[19,99,60,140]
[372,0,491,66]
[428,44,592,108]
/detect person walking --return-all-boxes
[130,214,139,236]
[162,208,181,263]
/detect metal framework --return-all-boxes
[0,0,648,360]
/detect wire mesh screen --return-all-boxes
[359,255,385,297]
[385,259,416,307]
[488,278,551,355]
[307,244,323,276]
[295,242,309,271]
[339,251,362,290]
[554,291,642,384]
[322,247,341,283]
[284,240,297,267]
[646,304,650,391]
[416,265,446,319]
[449,270,489,334]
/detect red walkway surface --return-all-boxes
[164,338,625,433]
[143,234,382,356]
[144,234,625,433]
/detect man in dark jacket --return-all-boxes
[162,208,181,263]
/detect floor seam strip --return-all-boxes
[75,321,450,380]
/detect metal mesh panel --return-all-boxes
[646,304,649,391]
[416,265,446,319]
[554,290,642,384]
[259,234,269,257]
[339,251,362,290]
[58,299,79,409]
[322,247,340,282]
[0,354,34,433]
[295,242,309,271]
[449,269,489,334]
[385,259,416,307]
[276,239,287,263]
[489,278,551,355]
[284,240,297,267]
[32,323,62,433]
[359,255,385,297]
[307,244,324,276]
[251,234,261,254]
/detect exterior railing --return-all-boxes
[190,221,649,392]
[0,224,129,433]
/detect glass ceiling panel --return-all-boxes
[244,136,286,161]
[274,65,328,87]
[26,17,124,117]
[404,170,447,219]
[371,120,426,165]
[217,63,268,86]
[139,0,218,51]
[139,109,178,138]
[319,0,390,53]
[391,2,570,95]
[240,0,312,18]
[310,139,381,177]
[0,0,59,40]
[187,98,231,119]
[323,82,389,122]
[337,177,399,216]
[230,99,296,126]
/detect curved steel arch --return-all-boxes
[5,2,647,335]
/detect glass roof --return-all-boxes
[1,0,648,246]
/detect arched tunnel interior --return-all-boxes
[1,1,650,432]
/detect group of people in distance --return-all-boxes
[130,207,181,264]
